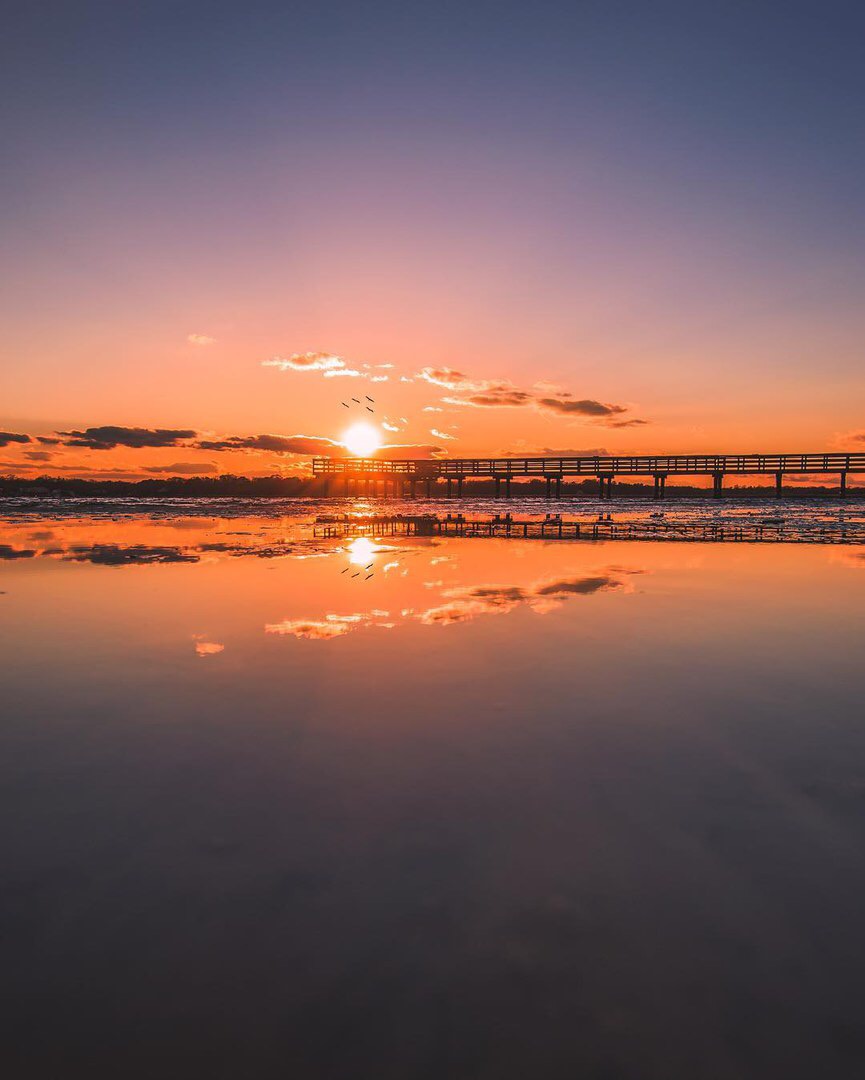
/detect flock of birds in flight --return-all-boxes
[341,395,375,413]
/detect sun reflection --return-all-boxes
[347,536,377,566]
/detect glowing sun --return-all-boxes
[342,421,382,457]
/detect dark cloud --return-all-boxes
[0,544,36,560]
[143,462,218,474]
[194,434,343,455]
[0,431,31,447]
[606,418,649,428]
[36,437,61,445]
[24,450,53,461]
[444,388,534,408]
[63,544,200,565]
[537,398,626,417]
[57,426,197,450]
[534,575,620,597]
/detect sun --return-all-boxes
[342,421,382,457]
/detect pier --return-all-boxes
[314,513,865,545]
[313,451,865,499]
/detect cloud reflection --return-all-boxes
[266,611,392,640]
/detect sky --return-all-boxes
[2,0,864,479]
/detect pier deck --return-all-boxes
[313,451,865,499]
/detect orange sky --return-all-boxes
[3,5,864,480]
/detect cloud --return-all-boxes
[322,368,362,378]
[264,613,382,635]
[36,436,61,445]
[0,431,31,447]
[63,544,200,565]
[24,450,54,461]
[262,351,346,373]
[418,570,634,626]
[537,397,625,417]
[423,406,443,413]
[194,433,343,456]
[370,375,389,382]
[0,544,36,560]
[382,421,400,432]
[424,366,643,426]
[192,634,224,656]
[443,387,535,408]
[57,426,197,450]
[143,462,218,474]
[187,333,216,346]
[417,367,479,390]
[430,428,457,440]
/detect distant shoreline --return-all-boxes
[0,475,861,500]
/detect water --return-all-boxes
[2,500,865,1078]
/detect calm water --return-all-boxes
[2,500,865,1078]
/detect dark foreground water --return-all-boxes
[2,499,865,1079]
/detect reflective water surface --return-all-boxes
[2,503,865,1079]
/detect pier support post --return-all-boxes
[840,471,848,498]
[555,477,562,499]
[426,478,432,498]
[653,474,667,500]
[457,477,464,498]
[505,477,512,499]
[545,477,552,499]
[495,476,501,498]
[447,478,453,498]
[713,473,724,498]
[775,471,783,498]
[410,479,416,499]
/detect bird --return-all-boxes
[366,406,374,413]
[351,572,360,578]
[341,402,349,408]
[352,397,360,403]
[341,567,350,573]
[365,573,374,579]
[365,395,374,402]
[365,562,374,569]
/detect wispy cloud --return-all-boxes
[430,428,456,440]
[143,462,218,474]
[263,351,346,373]
[187,333,216,346]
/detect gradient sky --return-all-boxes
[2,0,864,477]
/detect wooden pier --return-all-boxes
[312,451,865,499]
[314,513,865,545]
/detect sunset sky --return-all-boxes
[2,1,864,479]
